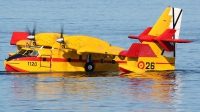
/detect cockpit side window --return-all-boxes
[30,51,39,56]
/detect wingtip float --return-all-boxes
[4,6,193,73]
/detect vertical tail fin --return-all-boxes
[149,7,183,57]
[163,7,182,57]
[129,7,184,57]
[119,6,192,73]
[148,7,182,38]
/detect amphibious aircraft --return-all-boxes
[4,6,192,73]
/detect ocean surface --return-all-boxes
[0,0,200,111]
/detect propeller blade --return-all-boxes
[56,24,65,43]
[26,26,31,35]
[26,22,36,36]
[26,22,36,41]
[60,24,64,38]
[32,22,36,36]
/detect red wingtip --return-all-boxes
[10,32,29,45]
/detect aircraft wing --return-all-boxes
[62,35,124,56]
[77,46,124,56]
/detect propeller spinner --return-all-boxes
[56,38,64,43]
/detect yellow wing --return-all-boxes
[64,35,124,55]
[16,33,64,48]
[35,33,62,46]
[77,46,124,55]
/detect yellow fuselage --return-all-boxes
[5,32,175,73]
[118,42,175,73]
[4,47,126,72]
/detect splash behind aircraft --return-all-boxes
[4,6,192,73]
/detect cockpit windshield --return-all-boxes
[18,49,26,54]
[24,50,33,56]
[6,49,39,61]
[18,49,38,56]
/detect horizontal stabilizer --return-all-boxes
[154,29,192,51]
[128,35,138,39]
[155,29,192,43]
[128,27,152,41]
[158,29,176,40]
[160,39,193,43]
[128,28,193,51]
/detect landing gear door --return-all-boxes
[40,55,51,68]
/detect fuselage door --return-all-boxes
[40,54,51,68]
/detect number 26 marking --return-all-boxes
[146,62,155,69]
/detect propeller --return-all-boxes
[27,22,36,40]
[56,24,65,43]
[26,22,37,46]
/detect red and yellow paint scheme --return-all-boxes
[4,6,192,73]
[5,32,125,72]
[118,6,192,73]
